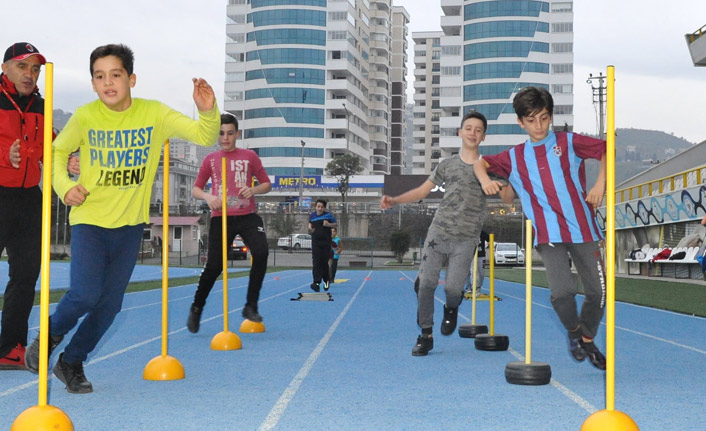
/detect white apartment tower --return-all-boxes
[413,0,574,174]
[225,0,408,177]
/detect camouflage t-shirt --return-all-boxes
[427,155,487,241]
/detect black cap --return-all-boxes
[3,42,46,64]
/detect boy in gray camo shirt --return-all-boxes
[381,111,510,356]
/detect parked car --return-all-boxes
[493,242,525,266]
[277,233,312,250]
[228,236,249,260]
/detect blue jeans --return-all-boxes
[50,224,144,363]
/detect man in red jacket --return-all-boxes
[0,42,49,370]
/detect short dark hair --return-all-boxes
[460,110,487,132]
[316,199,327,207]
[513,86,553,119]
[221,113,239,131]
[90,44,135,76]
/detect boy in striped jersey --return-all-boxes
[474,86,607,370]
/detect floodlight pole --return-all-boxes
[299,140,306,207]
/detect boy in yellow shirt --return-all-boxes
[25,44,220,393]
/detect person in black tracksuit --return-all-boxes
[308,199,336,292]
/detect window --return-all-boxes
[464,41,549,61]
[228,14,246,24]
[248,9,326,27]
[245,87,325,104]
[551,2,573,13]
[464,61,549,80]
[253,147,324,158]
[551,63,573,74]
[246,68,325,85]
[328,31,347,40]
[551,42,573,53]
[554,105,573,115]
[463,82,549,102]
[551,84,573,94]
[226,72,245,82]
[551,22,573,33]
[464,1,549,19]
[463,103,515,120]
[250,0,326,7]
[246,48,326,65]
[442,45,461,56]
[244,127,324,139]
[440,86,462,97]
[464,20,549,41]
[247,29,326,46]
[328,11,347,21]
[441,66,461,76]
[245,107,325,124]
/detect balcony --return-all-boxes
[685,24,706,66]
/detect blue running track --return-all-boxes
[1,269,705,430]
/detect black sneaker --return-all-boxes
[242,304,263,323]
[568,332,586,362]
[411,335,434,356]
[440,305,458,336]
[187,304,203,333]
[25,333,64,374]
[310,283,320,293]
[53,353,93,394]
[579,339,606,370]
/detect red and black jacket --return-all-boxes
[0,73,46,188]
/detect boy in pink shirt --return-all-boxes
[187,113,271,332]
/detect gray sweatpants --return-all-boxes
[417,229,476,330]
[536,241,606,339]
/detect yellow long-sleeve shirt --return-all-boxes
[53,98,219,228]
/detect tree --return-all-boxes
[269,212,299,238]
[325,154,363,203]
[389,230,411,263]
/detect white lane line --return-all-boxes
[0,280,308,398]
[257,270,372,431]
[26,272,302,330]
[431,291,598,414]
[505,347,598,414]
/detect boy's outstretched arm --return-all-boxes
[474,159,504,195]
[192,78,216,112]
[586,153,606,208]
[380,180,435,209]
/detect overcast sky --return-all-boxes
[5,0,706,143]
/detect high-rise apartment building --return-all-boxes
[390,6,409,175]
[224,0,408,178]
[413,0,574,174]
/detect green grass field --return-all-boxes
[493,268,706,318]
[1,267,704,318]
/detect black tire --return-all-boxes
[505,361,551,386]
[474,334,509,351]
[293,243,301,250]
[458,324,488,339]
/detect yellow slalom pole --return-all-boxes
[221,157,230,333]
[581,66,638,430]
[143,140,185,380]
[211,158,242,349]
[525,219,533,364]
[488,234,495,335]
[470,247,478,324]
[12,62,73,431]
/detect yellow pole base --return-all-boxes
[210,330,243,351]
[240,319,266,333]
[581,409,639,431]
[143,354,185,381]
[11,405,73,431]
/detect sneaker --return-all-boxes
[323,281,330,291]
[25,333,64,374]
[0,344,27,370]
[579,339,606,370]
[242,304,263,323]
[53,353,93,394]
[411,335,434,356]
[568,333,586,362]
[187,304,203,333]
[440,305,458,336]
[310,282,320,293]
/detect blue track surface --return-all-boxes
[0,261,246,291]
[2,269,705,430]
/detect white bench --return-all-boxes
[649,247,702,279]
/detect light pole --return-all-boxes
[342,102,350,153]
[298,140,305,209]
